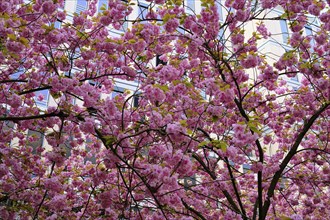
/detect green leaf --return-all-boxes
[154,84,169,92]
[220,84,230,91]
[212,140,227,152]
[279,216,293,220]
[198,140,210,148]
[19,37,29,47]
[179,120,187,127]
[7,33,16,41]
[163,13,171,23]
[104,135,116,146]
[184,81,193,88]
[100,4,107,11]
[247,120,261,135]
[212,115,218,122]
[249,125,259,134]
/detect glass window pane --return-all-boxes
[76,0,88,14]
[216,1,223,21]
[27,130,44,154]
[138,3,148,23]
[305,25,315,48]
[112,86,124,98]
[54,20,62,29]
[34,90,49,108]
[280,20,289,43]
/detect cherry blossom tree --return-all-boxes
[0,0,330,219]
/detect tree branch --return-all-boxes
[261,103,330,219]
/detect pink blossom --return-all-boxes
[45,152,65,165]
[0,164,8,178]
[257,23,270,38]
[81,50,96,60]
[241,55,260,68]
[251,162,263,172]
[44,177,62,193]
[73,16,85,26]
[100,16,112,26]
[231,33,244,45]
[121,66,136,77]
[315,33,327,45]
[99,191,112,208]
[166,123,181,134]
[46,214,58,220]
[155,0,166,4]
[48,195,66,211]
[235,9,249,21]
[226,146,238,158]
[57,11,66,21]
[320,12,330,23]
[42,1,56,15]
[6,41,21,53]
[165,18,179,33]
[132,40,147,53]
[308,4,321,16]
[0,2,9,12]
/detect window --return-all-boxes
[133,94,140,108]
[65,66,79,78]
[216,1,223,21]
[229,160,234,166]
[218,27,225,42]
[200,89,207,99]
[59,134,73,158]
[27,130,44,155]
[279,176,288,191]
[76,0,88,14]
[184,175,196,189]
[290,75,299,82]
[156,55,167,66]
[138,3,148,23]
[89,79,102,88]
[34,89,49,108]
[2,119,14,131]
[251,0,260,11]
[280,20,289,44]
[112,86,124,98]
[10,67,24,80]
[84,137,96,164]
[10,68,49,108]
[186,0,195,14]
[54,20,62,29]
[304,25,315,49]
[1,110,15,145]
[243,164,251,173]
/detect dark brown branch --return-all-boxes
[79,186,95,220]
[33,162,56,220]
[191,153,241,214]
[18,86,52,95]
[181,199,207,220]
[0,79,28,83]
[0,111,68,122]
[224,157,248,220]
[261,103,330,219]
[94,128,169,220]
[234,97,264,218]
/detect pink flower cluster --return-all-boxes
[241,54,261,69]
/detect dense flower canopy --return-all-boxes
[0,0,330,219]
